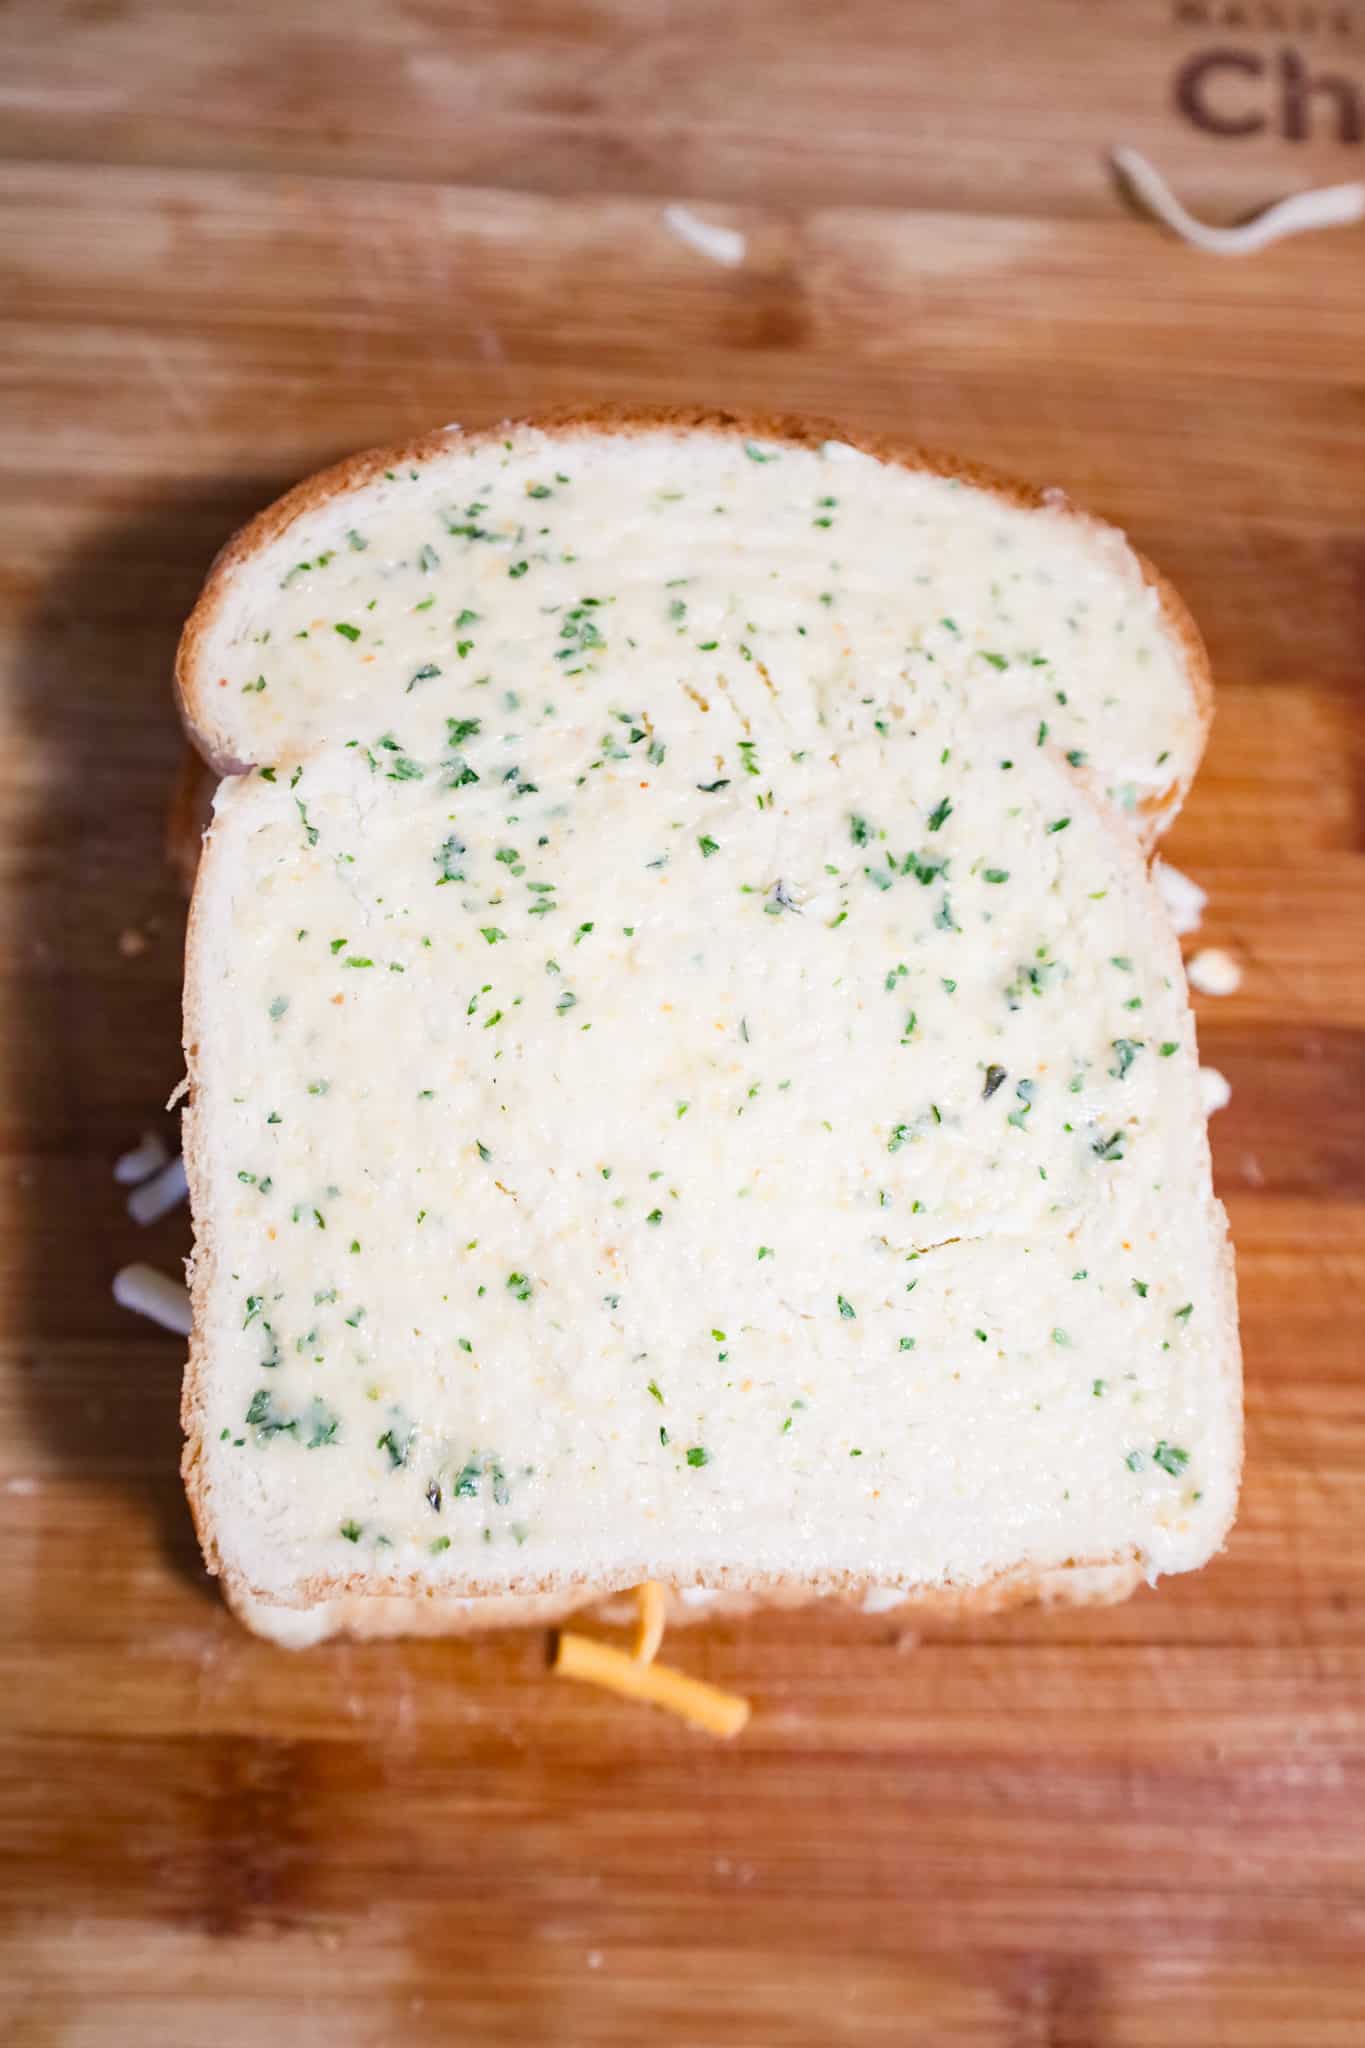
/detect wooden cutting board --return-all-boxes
[1,5,1362,2042]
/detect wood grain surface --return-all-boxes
[2,4,1363,2042]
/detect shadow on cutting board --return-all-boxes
[7,476,297,1598]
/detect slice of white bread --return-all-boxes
[177,409,1239,1645]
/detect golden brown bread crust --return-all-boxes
[227,1558,1147,1647]
[175,406,1223,1644]
[166,746,215,896]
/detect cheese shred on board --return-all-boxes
[633,1579,667,1666]
[555,1624,751,1739]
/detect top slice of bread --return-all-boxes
[180,409,1212,845]
[177,409,1238,1644]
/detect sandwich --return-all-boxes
[175,408,1241,1673]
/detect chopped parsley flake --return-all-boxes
[1110,1038,1143,1081]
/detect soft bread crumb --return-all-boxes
[118,926,149,959]
[1199,1066,1232,1116]
[1188,947,1242,997]
[1153,858,1207,938]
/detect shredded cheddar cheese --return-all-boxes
[633,1580,666,1665]
[554,1629,751,1738]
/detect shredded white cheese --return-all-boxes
[663,205,747,268]
[113,1130,171,1186]
[114,1264,192,1336]
[1113,147,1365,256]
[1188,948,1242,998]
[1199,1067,1232,1117]
[1153,859,1207,939]
[861,1584,909,1615]
[126,1154,189,1225]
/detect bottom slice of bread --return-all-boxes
[181,689,1240,1638]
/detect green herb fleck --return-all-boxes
[1110,1038,1143,1081]
[376,1427,412,1469]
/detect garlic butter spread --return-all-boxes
[186,427,1236,1600]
